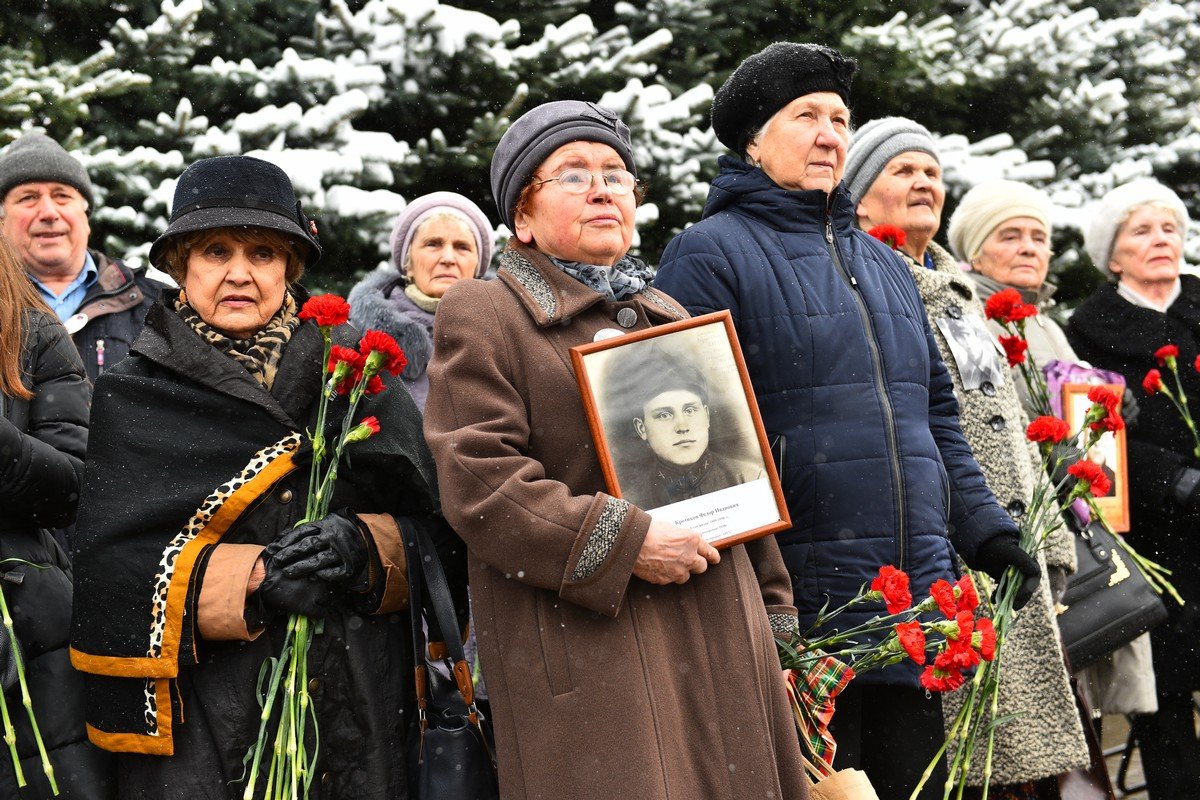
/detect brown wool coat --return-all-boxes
[424,243,810,800]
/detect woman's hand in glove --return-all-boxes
[972,534,1041,610]
[267,509,379,593]
[255,554,337,619]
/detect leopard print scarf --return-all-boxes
[174,291,301,391]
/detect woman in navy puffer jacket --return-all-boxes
[654,42,1040,799]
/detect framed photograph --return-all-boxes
[570,310,790,549]
[1061,382,1131,532]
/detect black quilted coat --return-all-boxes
[0,309,114,798]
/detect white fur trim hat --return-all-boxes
[947,179,1052,263]
[1083,179,1189,279]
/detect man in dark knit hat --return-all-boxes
[655,42,1039,798]
[0,132,163,382]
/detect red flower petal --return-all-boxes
[895,621,926,666]
[1026,416,1069,444]
[999,335,1028,367]
[299,294,351,328]
[929,579,957,619]
[955,575,979,613]
[975,617,997,661]
[1142,369,1163,395]
[871,565,913,615]
[1155,344,1179,365]
[359,330,408,376]
[866,225,907,251]
[1067,459,1112,498]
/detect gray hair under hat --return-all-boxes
[843,117,939,204]
[390,192,493,279]
[0,132,94,208]
[1083,179,1189,279]
[948,179,1053,264]
[489,100,636,230]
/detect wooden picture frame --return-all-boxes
[570,310,790,550]
[1061,382,1131,532]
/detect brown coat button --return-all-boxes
[308,677,321,692]
[278,489,293,503]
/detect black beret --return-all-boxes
[711,42,857,156]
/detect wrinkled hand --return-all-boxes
[633,519,720,585]
[268,509,375,592]
[256,554,337,619]
[972,534,1041,610]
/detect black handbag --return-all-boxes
[1056,518,1168,669]
[401,518,499,800]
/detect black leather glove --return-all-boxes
[256,555,337,619]
[268,509,378,593]
[1121,387,1140,429]
[1172,467,1200,514]
[972,534,1041,610]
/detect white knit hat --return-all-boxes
[947,179,1052,263]
[1083,179,1189,279]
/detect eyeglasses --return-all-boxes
[530,168,637,195]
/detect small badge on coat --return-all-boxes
[935,315,1005,392]
[616,307,639,328]
[594,328,625,342]
[64,313,89,335]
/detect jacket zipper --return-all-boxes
[824,215,908,570]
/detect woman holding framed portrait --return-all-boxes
[423,101,809,800]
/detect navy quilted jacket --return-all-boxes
[655,158,1016,684]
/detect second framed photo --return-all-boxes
[570,310,790,549]
[1061,382,1131,532]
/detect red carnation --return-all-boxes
[895,621,926,665]
[1068,459,1112,498]
[871,565,913,615]
[930,579,958,619]
[1194,355,1200,374]
[359,330,407,376]
[998,335,1028,367]
[974,617,997,661]
[920,663,965,693]
[364,374,386,395]
[1155,344,1179,366]
[1026,416,1069,444]
[983,288,1038,324]
[952,609,975,641]
[867,225,907,251]
[346,415,382,443]
[362,416,381,435]
[1086,385,1121,412]
[937,638,981,671]
[328,345,365,395]
[1143,369,1164,395]
[1090,412,1124,434]
[955,575,979,612]
[299,294,351,328]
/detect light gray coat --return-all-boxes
[906,244,1088,784]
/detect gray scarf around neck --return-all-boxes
[549,254,654,301]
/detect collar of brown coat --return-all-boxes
[496,238,686,327]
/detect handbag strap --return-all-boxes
[400,517,432,733]
[401,517,485,728]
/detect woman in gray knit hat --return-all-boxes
[347,191,492,409]
[423,100,810,800]
[849,129,1090,799]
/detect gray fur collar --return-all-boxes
[347,268,434,380]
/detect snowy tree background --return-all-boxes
[3,0,1199,301]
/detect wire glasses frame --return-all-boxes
[529,168,638,196]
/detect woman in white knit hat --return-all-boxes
[951,177,1159,739]
[1066,179,1200,800]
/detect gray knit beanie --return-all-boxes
[843,117,939,204]
[1083,179,1189,279]
[0,132,94,208]
[389,191,493,279]
[490,100,636,230]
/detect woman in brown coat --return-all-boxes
[423,100,809,799]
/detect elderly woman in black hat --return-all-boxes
[655,43,1039,798]
[69,155,463,800]
[423,101,809,799]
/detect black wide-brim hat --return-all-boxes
[149,155,322,268]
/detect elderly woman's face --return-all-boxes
[184,228,288,339]
[745,93,850,193]
[409,216,478,298]
[1110,205,1183,287]
[972,217,1051,290]
[514,141,635,267]
[857,152,944,238]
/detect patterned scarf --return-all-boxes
[549,254,654,300]
[174,291,300,391]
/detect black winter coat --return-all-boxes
[74,297,466,800]
[0,310,114,798]
[1067,276,1200,693]
[69,252,163,383]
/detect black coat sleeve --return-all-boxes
[0,314,91,529]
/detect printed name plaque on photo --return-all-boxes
[570,310,790,549]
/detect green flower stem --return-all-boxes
[0,580,53,793]
[1165,363,1200,458]
[243,635,291,799]
[0,674,21,787]
[306,332,333,522]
